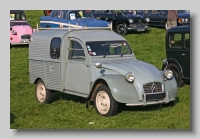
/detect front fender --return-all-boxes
[164,77,178,101]
[99,74,140,103]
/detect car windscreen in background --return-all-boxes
[10,22,30,27]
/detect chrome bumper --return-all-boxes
[126,92,175,106]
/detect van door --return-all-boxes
[182,32,190,78]
[64,38,91,96]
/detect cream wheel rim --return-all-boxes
[96,91,110,114]
[37,83,46,102]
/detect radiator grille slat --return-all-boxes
[143,82,163,93]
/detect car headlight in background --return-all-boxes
[125,72,135,82]
[128,19,133,23]
[12,30,17,35]
[145,18,150,22]
[163,70,173,79]
[185,18,188,22]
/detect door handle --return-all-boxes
[182,53,185,56]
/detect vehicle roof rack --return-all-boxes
[36,22,112,31]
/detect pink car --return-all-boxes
[10,10,34,46]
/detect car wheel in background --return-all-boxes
[167,63,184,87]
[117,24,127,35]
[165,21,168,30]
[35,79,52,104]
[94,85,118,116]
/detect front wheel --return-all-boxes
[35,79,52,104]
[167,63,184,87]
[116,24,127,35]
[94,85,118,116]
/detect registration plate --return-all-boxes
[137,28,145,32]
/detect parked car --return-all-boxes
[144,10,190,29]
[162,26,190,87]
[29,26,177,117]
[10,10,34,46]
[92,10,150,35]
[39,10,111,28]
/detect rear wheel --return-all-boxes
[94,85,118,116]
[35,79,52,104]
[167,63,184,87]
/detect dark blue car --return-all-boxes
[40,10,111,28]
[142,10,190,29]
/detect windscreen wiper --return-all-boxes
[103,51,110,58]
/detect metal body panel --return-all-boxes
[29,28,177,106]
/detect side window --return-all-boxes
[102,10,110,14]
[50,37,61,59]
[151,10,157,14]
[68,40,85,59]
[93,10,102,14]
[52,10,61,18]
[184,33,190,48]
[169,33,182,48]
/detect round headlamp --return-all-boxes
[12,30,17,35]
[125,72,135,82]
[163,70,173,79]
[145,18,150,22]
[128,19,133,23]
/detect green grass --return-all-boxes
[10,10,190,129]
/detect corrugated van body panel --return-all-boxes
[45,62,61,91]
[29,60,45,84]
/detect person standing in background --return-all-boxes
[167,10,178,43]
[167,10,178,29]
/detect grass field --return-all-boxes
[10,10,191,129]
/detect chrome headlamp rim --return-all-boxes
[145,17,150,22]
[125,72,135,82]
[128,19,133,23]
[163,70,173,79]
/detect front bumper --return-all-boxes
[126,91,175,106]
[178,22,190,26]
[127,25,150,32]
[10,39,31,45]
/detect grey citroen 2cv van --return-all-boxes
[29,25,178,117]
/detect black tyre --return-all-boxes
[167,63,184,87]
[35,79,52,104]
[165,21,168,30]
[94,85,118,116]
[116,24,127,35]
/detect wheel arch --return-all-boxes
[88,75,139,104]
[34,78,42,84]
[163,58,184,76]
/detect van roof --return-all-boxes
[33,29,126,42]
